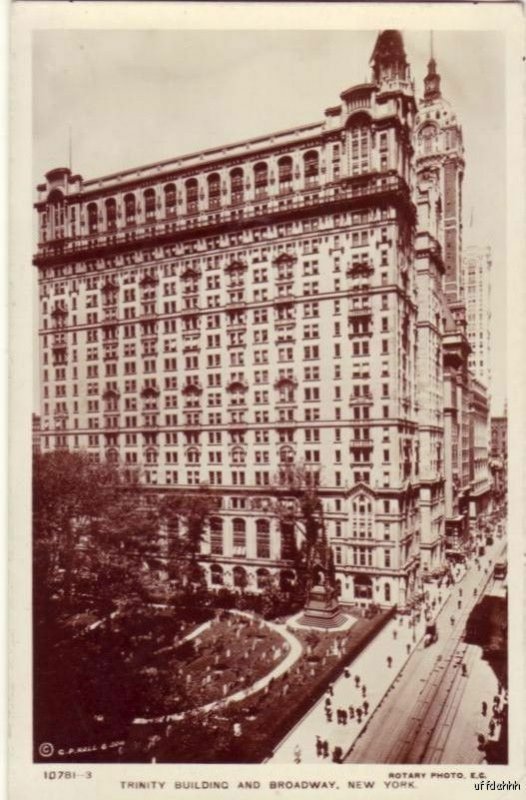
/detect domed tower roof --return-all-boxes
[370,30,409,84]
[424,56,442,103]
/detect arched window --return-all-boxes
[144,188,156,220]
[145,447,158,465]
[186,447,200,464]
[124,193,136,225]
[48,190,65,240]
[351,493,374,539]
[256,567,271,590]
[233,565,247,588]
[354,574,373,600]
[210,517,223,556]
[185,178,198,214]
[254,162,268,199]
[230,168,244,205]
[231,447,245,465]
[349,122,371,176]
[105,198,117,231]
[232,518,246,556]
[279,446,294,465]
[278,156,293,193]
[210,563,224,586]
[207,173,221,210]
[384,582,391,602]
[164,183,176,216]
[303,150,319,187]
[256,519,270,559]
[419,124,437,156]
[87,202,98,234]
[106,448,119,465]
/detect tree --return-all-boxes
[33,450,160,615]
[271,463,332,603]
[160,483,221,590]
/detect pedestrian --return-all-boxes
[341,709,348,725]
[457,600,462,610]
[473,588,478,598]
[356,708,363,723]
[363,700,369,715]
[493,695,500,708]
[354,675,361,687]
[461,663,468,677]
[332,745,343,763]
[361,684,367,697]
[323,740,329,758]
[459,588,463,597]
[328,683,334,696]
[294,745,301,763]
[482,701,488,717]
[348,705,355,719]
[325,697,332,708]
[406,643,411,655]
[393,629,397,640]
[450,615,455,627]
[344,668,350,679]
[315,736,322,757]
[489,720,496,737]
[387,655,393,668]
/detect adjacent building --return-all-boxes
[33,30,493,607]
[490,413,507,503]
[463,245,492,390]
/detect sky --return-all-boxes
[32,29,506,413]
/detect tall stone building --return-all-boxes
[463,244,492,390]
[413,45,475,559]
[33,30,489,606]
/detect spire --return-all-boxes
[424,31,442,102]
[370,30,409,85]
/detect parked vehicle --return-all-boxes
[493,560,507,580]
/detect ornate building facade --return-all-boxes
[33,31,491,606]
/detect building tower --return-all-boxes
[416,37,466,310]
[414,36,472,559]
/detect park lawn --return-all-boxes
[146,612,289,714]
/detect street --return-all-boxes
[269,533,506,765]
[346,536,506,764]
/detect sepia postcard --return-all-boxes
[8,2,526,799]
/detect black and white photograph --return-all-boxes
[8,3,526,798]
